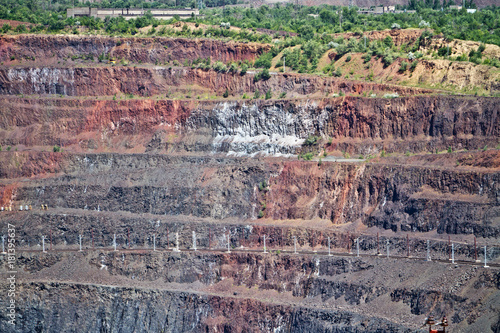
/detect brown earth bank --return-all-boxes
[0,19,33,28]
[0,95,497,155]
[0,152,499,236]
[0,34,270,66]
[333,28,425,47]
[326,52,500,95]
[0,66,434,97]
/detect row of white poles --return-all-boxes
[0,233,494,268]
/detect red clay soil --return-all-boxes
[0,19,33,28]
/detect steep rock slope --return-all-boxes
[0,96,497,155]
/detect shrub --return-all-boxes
[304,135,319,146]
[345,55,351,62]
[477,44,486,54]
[212,61,227,72]
[363,53,371,63]
[15,24,26,33]
[229,62,238,73]
[399,61,408,72]
[254,52,273,69]
[368,70,374,81]
[259,180,268,191]
[253,89,260,99]
[383,36,394,48]
[258,210,264,218]
[302,152,314,160]
[279,92,286,98]
[1,24,11,33]
[438,47,451,57]
[447,146,452,153]
[53,145,61,152]
[223,89,229,98]
[410,60,418,71]
[254,68,270,81]
[265,89,272,100]
[240,63,248,75]
[382,53,394,67]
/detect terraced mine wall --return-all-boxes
[0,35,269,64]
[1,35,500,333]
[1,154,499,237]
[1,251,499,333]
[0,95,498,155]
[0,66,433,97]
[1,281,411,333]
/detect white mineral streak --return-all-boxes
[188,101,330,156]
[7,68,75,95]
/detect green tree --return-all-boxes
[265,89,272,99]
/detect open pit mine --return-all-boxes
[0,33,499,333]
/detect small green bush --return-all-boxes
[223,89,229,98]
[302,152,314,160]
[304,135,319,146]
[240,64,248,75]
[253,89,260,99]
[53,145,61,152]
[410,60,418,72]
[399,61,408,72]
[363,53,372,63]
[265,89,272,100]
[254,68,271,81]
